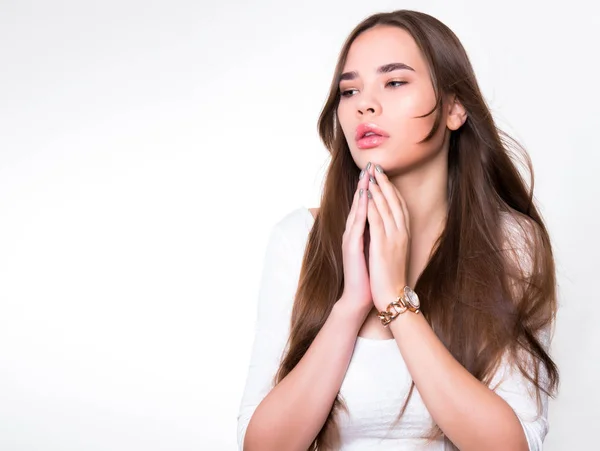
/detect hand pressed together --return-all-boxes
[364,162,411,312]
[339,161,412,315]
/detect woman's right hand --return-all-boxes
[339,165,373,317]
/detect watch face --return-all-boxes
[403,286,420,309]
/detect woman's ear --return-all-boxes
[446,94,468,131]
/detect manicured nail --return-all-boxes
[359,169,365,179]
[369,175,377,184]
[365,162,372,171]
[375,164,384,174]
[359,188,364,198]
[367,190,372,199]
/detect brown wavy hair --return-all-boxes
[272,9,559,450]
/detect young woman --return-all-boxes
[237,9,559,451]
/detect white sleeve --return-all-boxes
[491,211,556,450]
[236,223,302,450]
[489,324,554,451]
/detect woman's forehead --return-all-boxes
[343,26,424,75]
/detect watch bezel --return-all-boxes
[403,286,420,311]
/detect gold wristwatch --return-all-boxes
[377,286,421,327]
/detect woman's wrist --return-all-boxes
[334,297,372,327]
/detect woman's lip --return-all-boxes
[355,123,390,140]
[356,135,388,149]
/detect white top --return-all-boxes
[237,206,552,450]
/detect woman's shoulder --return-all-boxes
[270,206,317,246]
[499,208,541,246]
[499,208,537,238]
[498,207,543,277]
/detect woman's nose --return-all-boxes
[357,94,380,116]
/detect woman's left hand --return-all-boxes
[365,163,412,312]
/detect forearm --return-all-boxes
[244,299,368,451]
[389,312,529,451]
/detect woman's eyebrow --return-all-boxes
[339,62,415,82]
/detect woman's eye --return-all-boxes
[339,81,406,98]
[387,81,407,88]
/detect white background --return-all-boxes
[0,1,598,450]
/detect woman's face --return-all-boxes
[337,25,450,175]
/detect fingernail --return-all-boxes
[365,162,372,171]
[369,175,377,184]
[359,169,365,179]
[375,164,384,174]
[359,188,364,198]
[367,190,372,199]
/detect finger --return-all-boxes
[395,188,410,235]
[345,187,359,231]
[367,174,396,238]
[372,165,406,232]
[346,169,364,229]
[385,180,410,235]
[346,166,369,229]
[366,188,385,245]
[349,169,370,242]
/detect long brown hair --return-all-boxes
[273,10,559,450]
